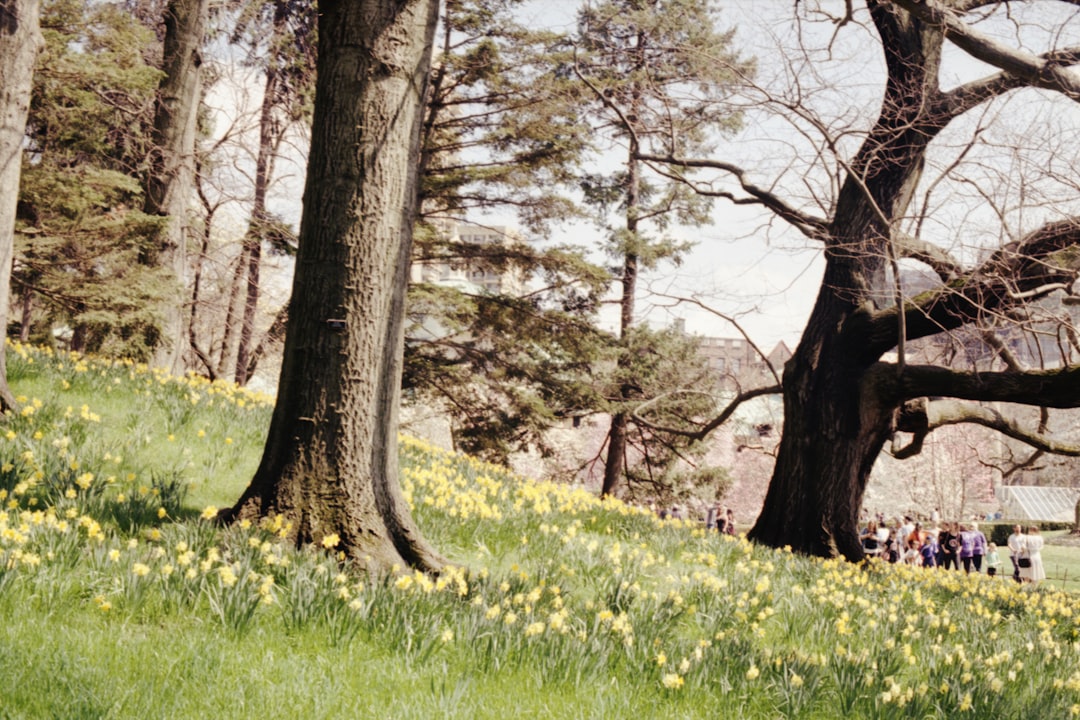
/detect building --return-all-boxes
[676,318,792,391]
[409,222,525,297]
[999,486,1080,523]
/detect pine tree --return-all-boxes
[402,0,612,462]
[573,0,751,496]
[15,0,171,359]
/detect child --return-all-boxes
[902,538,922,566]
[985,542,1002,577]
[920,535,938,568]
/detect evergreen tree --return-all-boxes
[573,0,751,496]
[606,324,733,503]
[402,0,612,462]
[15,0,171,359]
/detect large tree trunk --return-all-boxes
[748,2,944,559]
[144,0,209,375]
[226,0,443,572]
[0,0,43,411]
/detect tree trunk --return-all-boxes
[232,230,261,385]
[187,168,217,379]
[749,299,899,559]
[216,251,246,376]
[243,303,287,383]
[144,0,209,374]
[600,95,642,498]
[18,282,31,342]
[226,0,443,573]
[233,27,285,387]
[749,2,945,559]
[0,0,43,410]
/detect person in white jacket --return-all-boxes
[1019,526,1046,584]
[1007,525,1024,583]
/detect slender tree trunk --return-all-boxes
[0,0,43,410]
[226,0,443,572]
[144,0,209,374]
[600,81,642,498]
[748,2,944,559]
[243,304,287,383]
[188,166,217,378]
[233,53,283,386]
[18,281,31,341]
[232,230,261,385]
[217,251,246,376]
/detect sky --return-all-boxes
[203,0,1080,354]
[508,0,1080,350]
[498,0,842,349]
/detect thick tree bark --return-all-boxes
[226,0,444,572]
[144,0,209,374]
[749,2,945,560]
[0,0,42,411]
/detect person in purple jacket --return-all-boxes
[970,522,987,573]
[958,523,976,573]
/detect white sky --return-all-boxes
[204,0,1080,353]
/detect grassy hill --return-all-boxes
[0,342,1078,719]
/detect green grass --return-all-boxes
[1039,532,1080,592]
[1,342,1079,720]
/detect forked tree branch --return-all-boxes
[868,217,1080,350]
[635,152,831,241]
[892,396,1080,459]
[889,0,1080,100]
[631,384,783,441]
[893,232,963,280]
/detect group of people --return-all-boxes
[655,502,738,535]
[858,515,1046,584]
[1006,524,1047,584]
[705,503,737,535]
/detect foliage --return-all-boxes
[570,0,752,495]
[602,325,732,501]
[419,0,590,232]
[15,0,173,360]
[573,0,752,244]
[403,0,610,465]
[404,244,613,464]
[2,343,1080,718]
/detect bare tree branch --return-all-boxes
[893,232,963,280]
[632,384,782,441]
[894,362,1080,408]
[893,396,1080,458]
[890,0,1080,100]
[635,152,831,241]
[648,290,784,386]
[870,217,1080,349]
